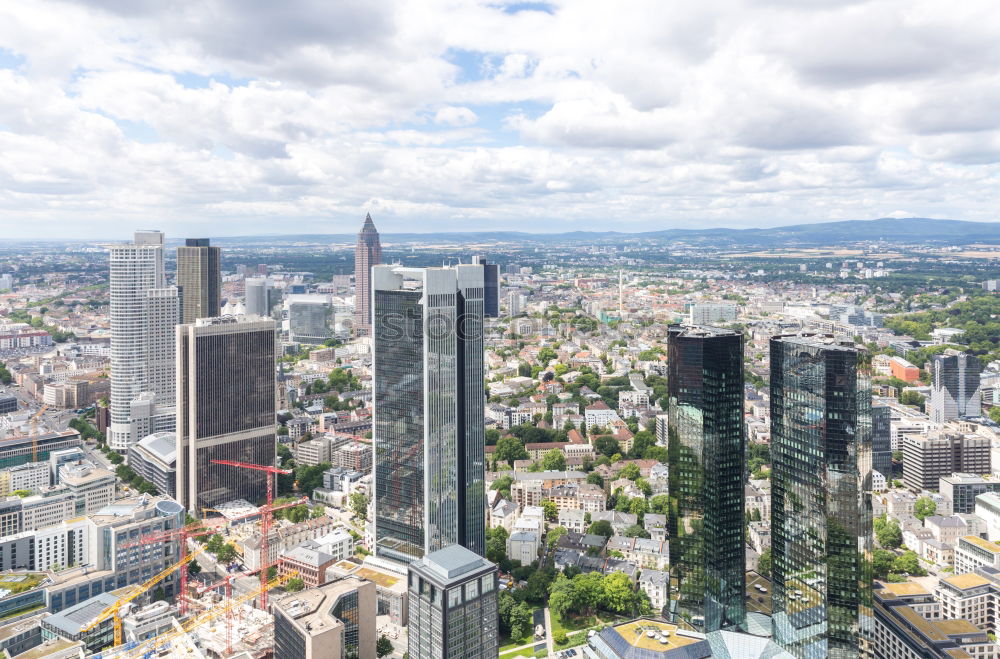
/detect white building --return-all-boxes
[637,569,669,614]
[688,303,737,326]
[507,530,539,565]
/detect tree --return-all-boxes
[490,475,513,499]
[586,472,604,488]
[602,572,635,613]
[623,524,650,539]
[547,525,568,548]
[648,495,669,515]
[486,428,501,445]
[588,520,614,538]
[541,449,566,471]
[892,550,927,576]
[593,435,620,458]
[900,390,925,408]
[541,499,558,521]
[377,635,394,657]
[495,436,529,465]
[286,577,305,592]
[350,493,368,521]
[216,543,237,564]
[537,347,558,364]
[509,602,532,641]
[619,463,641,481]
[188,560,201,576]
[914,496,937,522]
[548,574,577,620]
[875,519,903,549]
[486,527,511,572]
[873,549,895,580]
[757,548,772,577]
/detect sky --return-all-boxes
[1,0,999,238]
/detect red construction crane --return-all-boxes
[210,459,294,610]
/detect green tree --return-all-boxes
[286,577,305,592]
[547,525,568,548]
[188,560,201,576]
[495,436,528,465]
[586,472,604,488]
[486,527,511,572]
[873,549,895,580]
[648,494,670,514]
[541,449,567,471]
[601,572,635,613]
[350,493,368,521]
[593,436,620,458]
[541,499,558,521]
[914,496,937,522]
[548,574,577,620]
[892,550,927,576]
[619,463,641,481]
[490,475,513,499]
[758,548,772,577]
[900,391,926,408]
[377,635,393,657]
[216,543,237,564]
[509,602,532,641]
[588,520,614,538]
[623,524,650,539]
[876,519,903,549]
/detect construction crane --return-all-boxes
[210,459,293,610]
[124,570,299,659]
[80,544,205,648]
[29,404,48,462]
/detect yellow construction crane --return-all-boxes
[122,570,298,659]
[29,404,48,462]
[80,544,205,647]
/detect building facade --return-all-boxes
[666,326,746,633]
[107,231,178,452]
[872,403,892,482]
[929,350,982,423]
[407,545,498,659]
[176,238,221,324]
[372,265,485,562]
[770,334,873,658]
[176,316,276,512]
[353,213,382,337]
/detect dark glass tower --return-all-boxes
[666,325,746,633]
[471,256,499,318]
[354,213,382,337]
[372,264,486,563]
[770,334,873,658]
[872,404,892,482]
[176,238,221,324]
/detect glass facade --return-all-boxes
[871,404,892,482]
[332,590,360,659]
[770,335,873,659]
[374,289,427,562]
[373,266,487,562]
[666,326,745,632]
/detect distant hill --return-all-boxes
[203,217,1000,247]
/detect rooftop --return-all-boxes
[878,580,931,597]
[942,573,992,590]
[960,535,1000,554]
[417,544,493,583]
[606,619,707,655]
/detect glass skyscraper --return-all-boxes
[666,325,746,633]
[176,238,220,324]
[372,264,486,563]
[770,334,873,658]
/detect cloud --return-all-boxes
[0,0,997,237]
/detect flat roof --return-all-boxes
[936,619,983,636]
[611,619,705,653]
[960,535,1000,554]
[942,573,992,590]
[879,581,931,597]
[354,567,401,590]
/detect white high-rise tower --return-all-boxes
[108,231,179,452]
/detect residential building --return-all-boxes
[279,543,337,589]
[638,569,669,616]
[407,544,499,659]
[688,302,737,325]
[666,325,745,633]
[372,264,485,562]
[107,230,178,451]
[353,213,382,337]
[770,334,872,657]
[584,400,618,430]
[873,583,994,659]
[273,576,377,659]
[176,238,221,324]
[930,350,982,423]
[955,535,1000,574]
[901,432,991,491]
[176,316,276,512]
[507,531,539,565]
[59,463,115,515]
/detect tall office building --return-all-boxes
[770,334,873,658]
[354,213,382,336]
[244,277,271,317]
[372,264,485,563]
[176,238,221,324]
[471,256,499,318]
[666,326,745,633]
[407,544,499,659]
[507,289,521,317]
[176,316,277,512]
[929,350,982,423]
[872,403,892,482]
[273,577,377,659]
[107,231,179,452]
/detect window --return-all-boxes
[448,587,462,609]
[465,580,478,600]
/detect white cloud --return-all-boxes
[0,0,997,237]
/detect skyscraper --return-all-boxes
[770,334,873,658]
[929,349,982,423]
[175,316,276,512]
[407,544,499,659]
[471,255,499,318]
[176,238,221,324]
[372,264,485,563]
[107,231,178,452]
[244,277,272,317]
[666,325,745,633]
[354,213,382,336]
[872,403,892,482]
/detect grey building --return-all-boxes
[940,473,1000,514]
[353,213,382,337]
[471,255,499,318]
[407,544,498,659]
[930,350,982,423]
[770,334,872,658]
[372,264,486,562]
[666,325,746,633]
[288,300,331,344]
[0,394,17,414]
[176,316,276,512]
[128,431,177,498]
[901,432,991,492]
[245,277,281,318]
[872,403,892,482]
[176,238,221,324]
[273,576,377,659]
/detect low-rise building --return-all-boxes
[955,535,1000,575]
[637,569,669,615]
[279,544,337,589]
[127,432,176,498]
